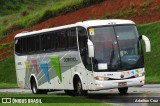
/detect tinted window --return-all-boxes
[46,32,55,50]
[15,29,78,55]
[27,37,33,53]
[78,27,88,50]
[78,27,92,70]
[46,34,51,50]
[22,37,27,53]
[35,35,40,51]
[50,32,56,50]
[56,30,66,49]
[40,34,46,51]
[31,36,36,52]
[67,28,77,49]
[15,38,21,53]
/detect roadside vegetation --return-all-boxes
[101,1,153,19]
[0,0,104,37]
[138,21,160,82]
[0,57,17,88]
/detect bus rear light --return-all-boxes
[95,76,109,81]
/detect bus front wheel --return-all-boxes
[74,77,87,96]
[118,87,128,95]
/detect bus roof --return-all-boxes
[76,19,135,27]
[15,19,135,38]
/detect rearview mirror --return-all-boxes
[141,35,151,52]
[87,39,94,57]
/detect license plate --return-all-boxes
[118,82,127,86]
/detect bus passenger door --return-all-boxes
[78,27,95,90]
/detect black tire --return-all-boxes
[64,90,74,95]
[118,87,128,95]
[39,90,48,94]
[31,78,48,94]
[74,77,88,96]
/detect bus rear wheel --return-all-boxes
[118,87,128,95]
[74,77,87,96]
[31,78,48,94]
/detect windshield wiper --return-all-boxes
[109,44,115,66]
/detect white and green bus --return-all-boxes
[14,19,151,95]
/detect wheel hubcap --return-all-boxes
[33,86,36,93]
[77,82,81,94]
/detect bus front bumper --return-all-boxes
[94,76,144,90]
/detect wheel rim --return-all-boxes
[32,80,37,94]
[33,84,36,93]
[77,81,82,94]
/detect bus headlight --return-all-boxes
[95,76,109,81]
[136,72,145,77]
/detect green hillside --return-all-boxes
[0,0,104,37]
[0,0,54,16]
[0,0,55,36]
[138,21,160,82]
[0,57,17,88]
[0,21,159,88]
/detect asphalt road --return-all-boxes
[0,84,160,106]
[87,84,160,106]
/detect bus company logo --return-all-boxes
[63,57,78,62]
[2,98,11,103]
[120,74,124,78]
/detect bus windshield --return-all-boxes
[90,25,144,71]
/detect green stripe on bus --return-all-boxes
[50,55,62,82]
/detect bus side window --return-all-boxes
[17,37,27,54]
[46,34,51,51]
[22,37,27,54]
[31,36,35,52]
[35,35,40,52]
[61,30,67,49]
[51,32,55,50]
[27,37,31,53]
[56,32,60,49]
[21,38,25,54]
[66,28,77,49]
[56,30,66,50]
[40,34,46,51]
[15,38,21,54]
[27,36,34,53]
[46,32,55,51]
[78,27,88,55]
